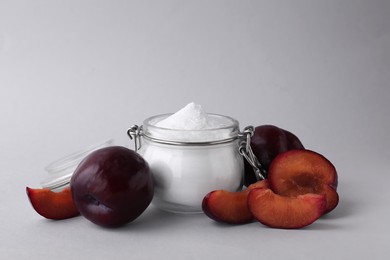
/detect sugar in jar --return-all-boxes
[128,104,245,213]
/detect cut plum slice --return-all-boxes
[248,188,326,229]
[202,180,269,224]
[26,187,79,220]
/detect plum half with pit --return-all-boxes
[268,149,339,213]
[70,146,154,227]
[244,125,304,186]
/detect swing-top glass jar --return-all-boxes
[128,113,244,213]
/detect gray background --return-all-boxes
[1,0,389,259]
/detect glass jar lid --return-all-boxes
[40,139,114,190]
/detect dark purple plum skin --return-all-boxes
[70,146,154,227]
[244,125,304,186]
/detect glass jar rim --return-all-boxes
[142,113,240,143]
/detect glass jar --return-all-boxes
[128,114,245,214]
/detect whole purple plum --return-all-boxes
[71,146,154,227]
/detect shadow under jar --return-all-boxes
[129,114,244,214]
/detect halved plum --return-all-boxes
[268,149,339,213]
[202,180,269,224]
[248,188,326,229]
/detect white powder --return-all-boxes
[151,102,232,142]
[155,102,221,130]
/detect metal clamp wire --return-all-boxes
[238,126,266,181]
[127,125,143,151]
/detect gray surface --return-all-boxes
[1,1,390,259]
